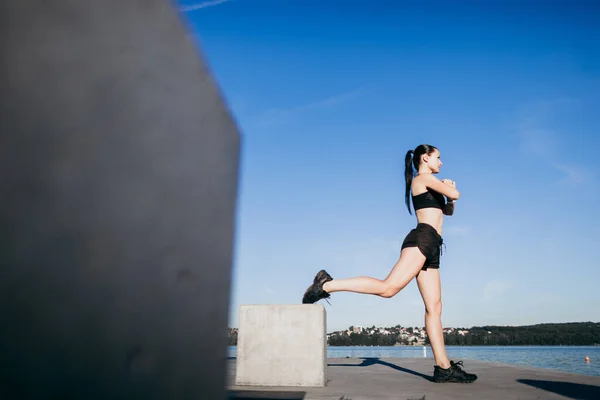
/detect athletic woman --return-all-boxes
[302,144,477,383]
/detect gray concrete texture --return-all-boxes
[228,357,600,400]
[1,1,240,399]
[236,305,327,387]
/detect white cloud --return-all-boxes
[409,299,423,307]
[482,280,515,302]
[552,163,594,186]
[516,97,590,186]
[310,235,401,275]
[180,0,230,12]
[517,127,558,158]
[251,88,363,128]
[517,97,576,124]
[443,225,471,237]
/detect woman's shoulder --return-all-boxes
[411,174,429,195]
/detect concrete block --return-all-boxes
[235,304,327,387]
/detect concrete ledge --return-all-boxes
[230,358,600,400]
[235,304,327,387]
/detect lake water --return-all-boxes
[228,345,600,376]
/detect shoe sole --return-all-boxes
[433,378,477,383]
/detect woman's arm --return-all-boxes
[443,199,455,215]
[422,175,460,200]
[441,178,457,215]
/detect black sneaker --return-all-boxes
[433,360,477,383]
[302,270,333,304]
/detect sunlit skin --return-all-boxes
[322,148,459,369]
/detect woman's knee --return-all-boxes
[380,282,402,298]
[425,299,442,316]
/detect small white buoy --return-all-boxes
[585,356,590,363]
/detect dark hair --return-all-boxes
[404,144,438,214]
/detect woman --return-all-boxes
[302,144,477,384]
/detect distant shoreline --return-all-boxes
[228,344,600,347]
[228,322,600,347]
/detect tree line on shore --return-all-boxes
[228,322,600,346]
[328,322,600,346]
[442,322,600,346]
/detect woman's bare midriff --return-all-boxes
[415,208,444,236]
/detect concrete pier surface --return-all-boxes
[227,357,600,400]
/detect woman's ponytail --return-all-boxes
[405,150,415,214]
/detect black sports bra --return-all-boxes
[412,188,446,211]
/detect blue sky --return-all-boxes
[176,0,600,332]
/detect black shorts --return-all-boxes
[401,223,444,270]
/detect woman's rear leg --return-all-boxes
[322,246,426,298]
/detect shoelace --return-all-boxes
[453,360,464,369]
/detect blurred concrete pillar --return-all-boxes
[0,1,240,399]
